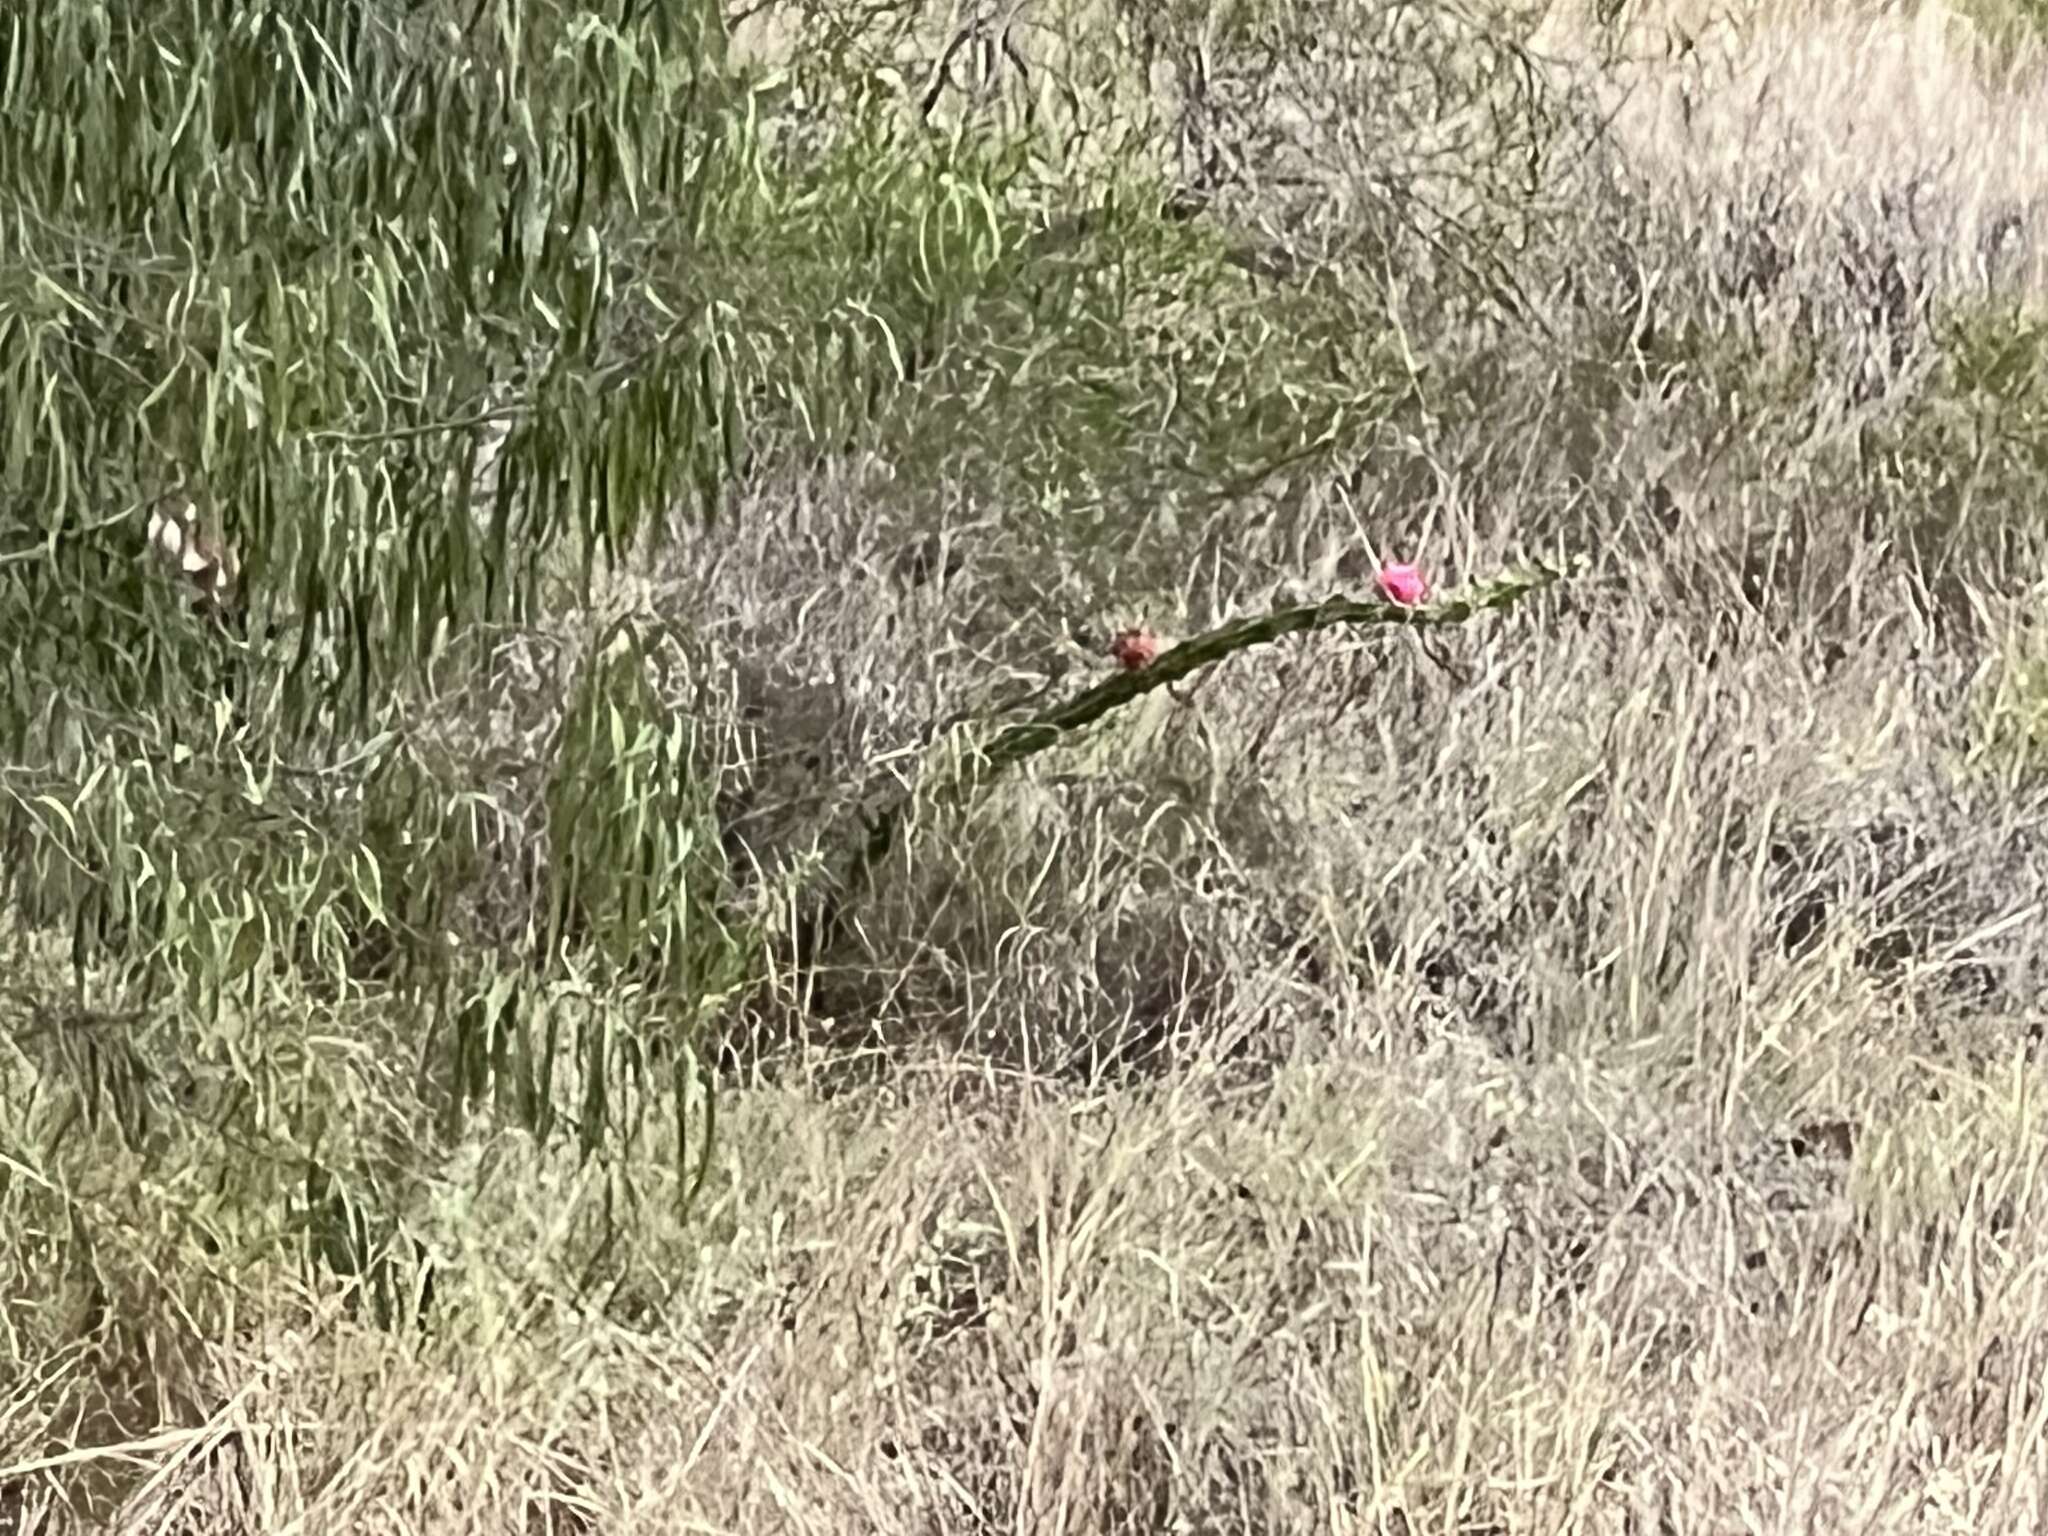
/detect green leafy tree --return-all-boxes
[1,0,1575,1314]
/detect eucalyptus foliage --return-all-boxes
[0,0,785,1269]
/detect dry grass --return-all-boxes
[1542,0,2048,292]
[11,3,2048,1533]
[11,1004,2048,1532]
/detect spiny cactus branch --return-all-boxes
[795,559,1568,971]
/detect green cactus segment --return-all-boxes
[974,560,1567,784]
[802,559,1567,966]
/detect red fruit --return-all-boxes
[1376,561,1428,606]
[1109,627,1161,670]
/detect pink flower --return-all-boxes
[1376,561,1428,606]
[1109,626,1161,670]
